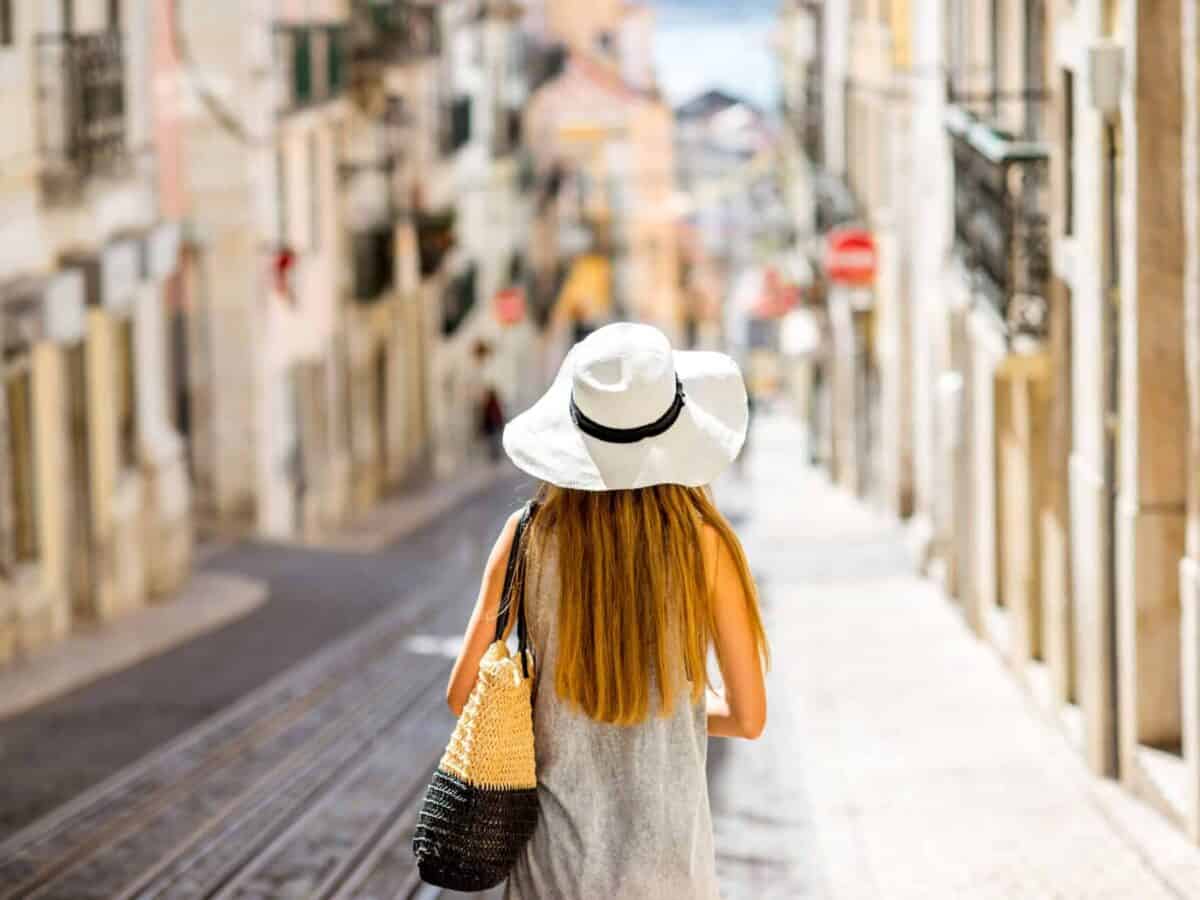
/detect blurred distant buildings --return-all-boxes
[0,0,698,671]
[777,0,1200,844]
[523,0,682,348]
[673,87,791,354]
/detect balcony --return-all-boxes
[946,105,1050,338]
[350,0,441,65]
[36,31,128,195]
[276,24,348,113]
[351,226,395,302]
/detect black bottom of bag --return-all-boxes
[412,768,539,891]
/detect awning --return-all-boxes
[553,253,612,324]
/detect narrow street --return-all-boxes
[2,413,1200,898]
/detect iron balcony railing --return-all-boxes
[351,0,441,64]
[36,31,127,187]
[946,105,1051,338]
[276,24,348,113]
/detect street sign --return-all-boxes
[825,228,877,286]
[494,286,525,325]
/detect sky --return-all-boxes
[651,0,781,111]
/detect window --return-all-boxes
[449,96,472,152]
[6,365,39,563]
[292,29,313,105]
[0,0,14,47]
[115,318,138,468]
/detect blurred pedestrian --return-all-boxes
[446,323,769,900]
[480,385,506,462]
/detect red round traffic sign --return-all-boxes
[825,228,877,286]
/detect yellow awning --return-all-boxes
[553,253,612,323]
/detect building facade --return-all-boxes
[782,0,1200,843]
[524,0,682,350]
[0,0,603,667]
[0,0,189,664]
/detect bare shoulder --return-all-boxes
[494,508,524,552]
[698,520,731,561]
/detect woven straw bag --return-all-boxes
[412,502,539,891]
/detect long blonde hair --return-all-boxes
[513,482,768,726]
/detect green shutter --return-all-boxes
[293,29,312,105]
[327,27,344,94]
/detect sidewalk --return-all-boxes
[0,571,265,721]
[710,413,1200,899]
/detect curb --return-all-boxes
[309,463,512,554]
[0,572,267,721]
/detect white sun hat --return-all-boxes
[503,322,749,491]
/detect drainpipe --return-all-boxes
[1103,119,1121,774]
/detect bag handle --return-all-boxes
[494,500,537,677]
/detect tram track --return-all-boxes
[0,478,526,900]
[123,669,451,900]
[18,650,445,900]
[0,596,449,900]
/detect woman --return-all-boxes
[447,322,769,899]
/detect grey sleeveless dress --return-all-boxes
[504,543,720,900]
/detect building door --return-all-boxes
[65,343,93,619]
[167,274,191,463]
[5,359,39,568]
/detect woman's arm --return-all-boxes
[446,510,523,716]
[703,526,767,739]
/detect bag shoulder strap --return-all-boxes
[493,501,538,676]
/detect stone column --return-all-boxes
[996,352,1052,670]
[28,342,71,649]
[965,307,1007,636]
[1115,0,1189,786]
[346,302,387,512]
[137,225,192,597]
[1067,0,1119,778]
[86,307,146,621]
[1179,0,1200,841]
[1042,277,1076,706]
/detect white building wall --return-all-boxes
[823,0,850,178]
[909,0,953,532]
[1058,0,1119,775]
